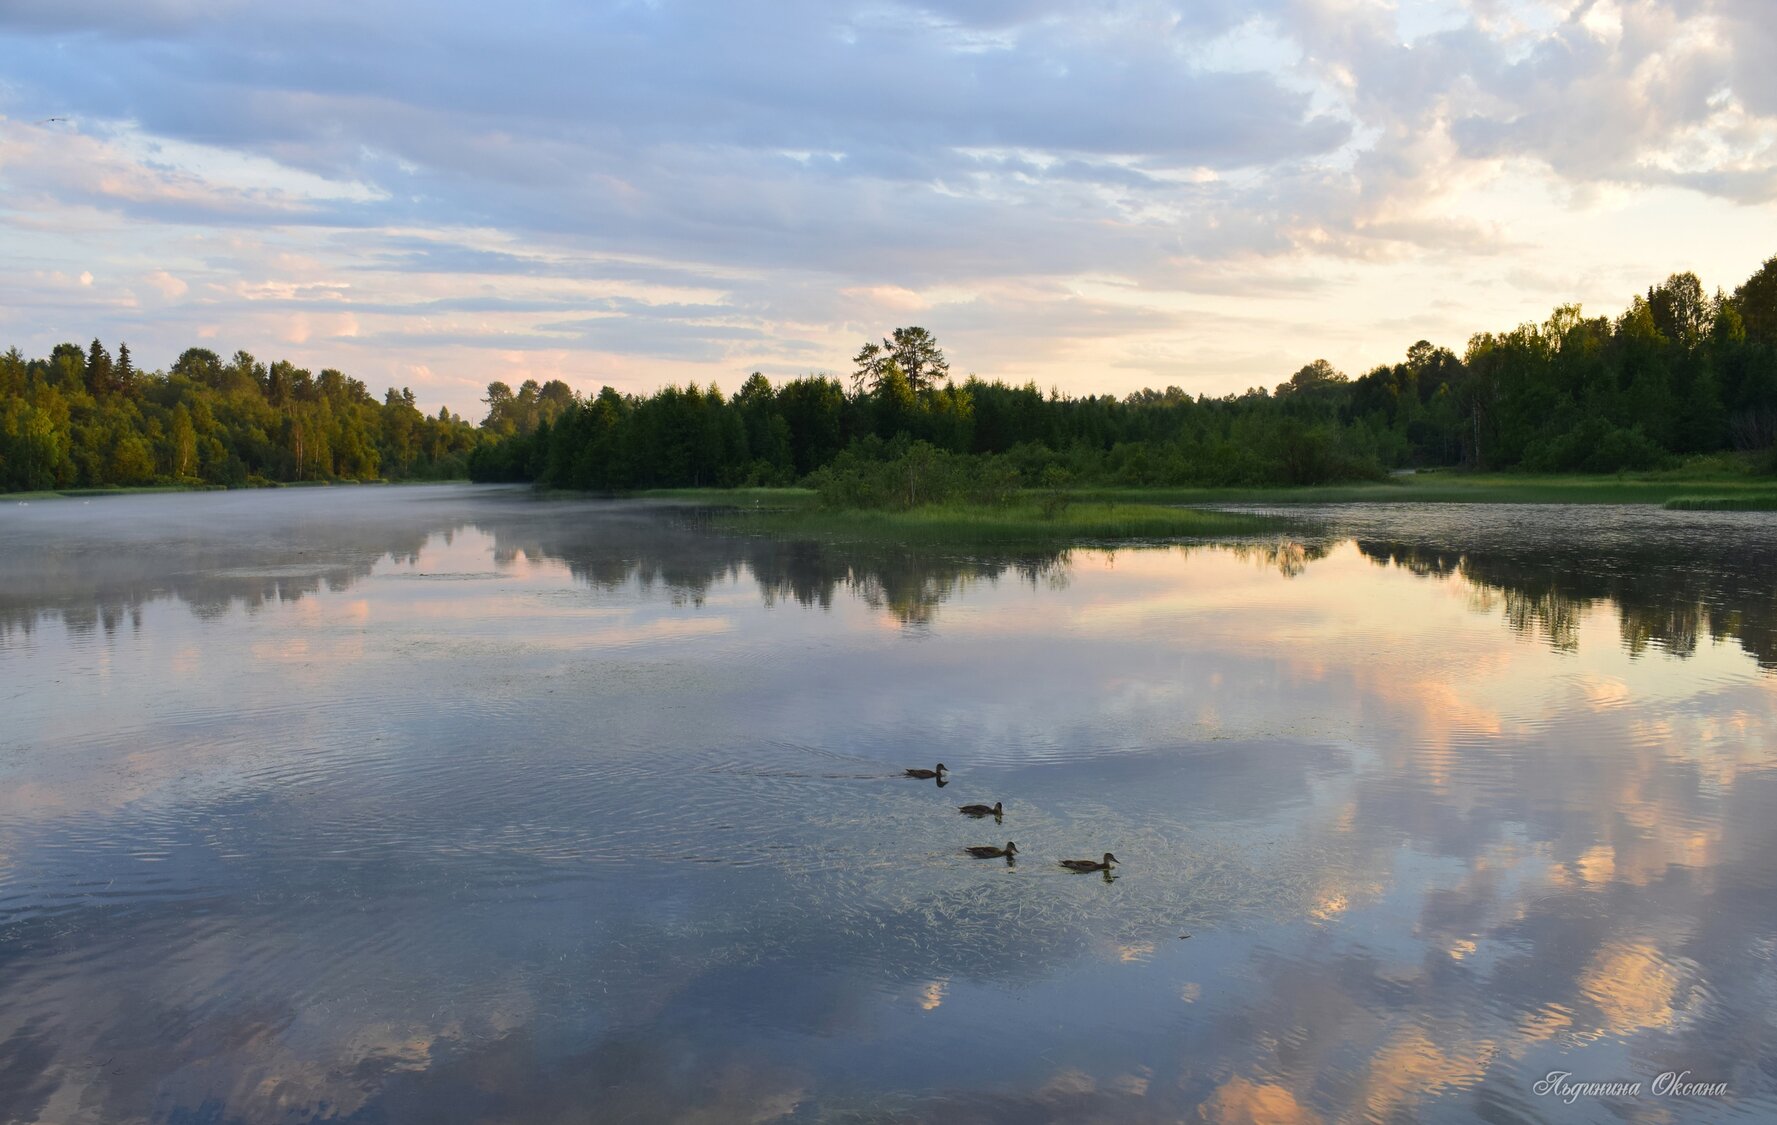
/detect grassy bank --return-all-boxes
[4,478,474,502]
[703,499,1280,547]
[637,466,1777,547]
[640,469,1777,515]
[5,484,225,501]
[1074,469,1777,507]
[635,487,817,507]
[1664,494,1777,511]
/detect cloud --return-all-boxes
[1,0,1775,413]
[146,269,188,298]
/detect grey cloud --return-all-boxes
[1305,0,1772,206]
[346,236,752,292]
[1,0,1772,409]
[0,1,1343,207]
[1717,0,1777,115]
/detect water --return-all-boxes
[1,485,1774,1123]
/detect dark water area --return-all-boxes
[2,485,1775,1123]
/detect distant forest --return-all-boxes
[471,256,1777,491]
[6,255,1777,494]
[0,344,479,491]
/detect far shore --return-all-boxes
[4,478,474,502]
[9,471,1777,515]
[639,469,1777,512]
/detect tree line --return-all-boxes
[9,254,1777,495]
[0,343,480,491]
[469,256,1777,491]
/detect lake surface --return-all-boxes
[2,485,1775,1123]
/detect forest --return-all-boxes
[6,255,1777,495]
[0,343,479,491]
[469,258,1777,496]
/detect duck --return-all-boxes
[903,763,948,780]
[1059,852,1119,873]
[957,801,1002,818]
[964,841,1018,859]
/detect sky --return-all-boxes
[3,0,1777,417]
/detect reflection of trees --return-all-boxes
[851,556,1051,627]
[1357,539,1777,667]
[1500,587,1585,651]
[0,525,434,641]
[1230,539,1334,578]
[0,497,1075,640]
[484,512,1070,627]
[11,494,1774,664]
[755,543,1064,628]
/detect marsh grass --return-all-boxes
[4,484,227,501]
[1072,471,1777,507]
[712,500,1279,546]
[1664,494,1777,511]
[637,465,1777,539]
[635,487,817,507]
[2,479,479,502]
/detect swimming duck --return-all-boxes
[904,764,948,780]
[957,802,1003,818]
[1059,852,1119,872]
[965,841,1018,859]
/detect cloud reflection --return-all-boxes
[3,490,1776,1121]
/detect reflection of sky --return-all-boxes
[1,488,1775,1122]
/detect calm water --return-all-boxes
[2,485,1775,1123]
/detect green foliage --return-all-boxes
[805,440,1019,510]
[20,256,1777,497]
[1735,254,1777,347]
[0,340,479,491]
[1037,465,1073,519]
[472,258,1777,496]
[852,326,950,394]
[1521,419,1668,473]
[480,378,577,438]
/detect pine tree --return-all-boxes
[85,338,114,397]
[115,342,136,397]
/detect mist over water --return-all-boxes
[2,485,1775,1123]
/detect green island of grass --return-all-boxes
[701,498,1280,546]
[1069,466,1777,507]
[639,464,1777,545]
[1663,494,1777,511]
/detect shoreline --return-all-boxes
[4,478,474,502]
